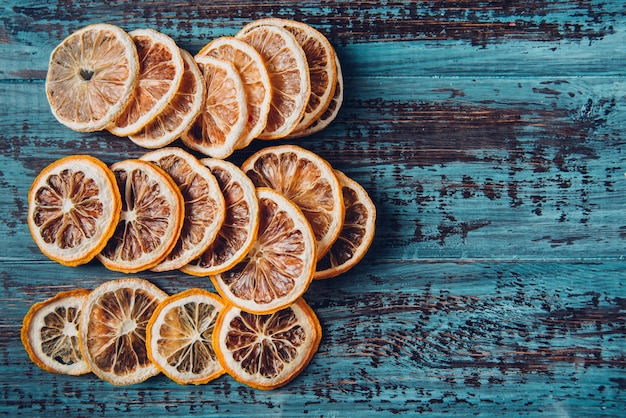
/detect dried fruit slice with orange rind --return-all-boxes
[181,158,259,277]
[139,147,225,272]
[45,23,139,132]
[28,155,122,267]
[129,48,206,149]
[241,144,344,261]
[146,288,225,385]
[315,170,376,279]
[210,187,316,315]
[213,297,322,390]
[21,289,91,376]
[236,25,310,139]
[97,159,185,273]
[109,28,184,137]
[197,36,272,149]
[79,278,167,385]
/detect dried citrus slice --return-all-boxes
[109,29,184,137]
[240,18,336,132]
[213,298,321,390]
[181,56,247,159]
[129,49,206,148]
[79,278,167,385]
[45,24,139,132]
[241,145,344,261]
[21,289,91,376]
[146,288,225,385]
[315,170,376,279]
[287,53,343,139]
[211,187,316,314]
[97,159,184,273]
[139,147,225,272]
[181,159,259,276]
[197,36,272,149]
[236,25,310,139]
[28,155,122,267]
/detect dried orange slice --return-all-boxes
[211,187,316,314]
[240,18,336,132]
[129,49,206,148]
[315,170,376,279]
[197,36,272,149]
[79,278,167,385]
[287,53,343,139]
[213,298,321,390]
[21,289,91,376]
[139,147,225,272]
[97,159,184,273]
[146,288,225,385]
[45,24,139,132]
[241,145,344,261]
[109,29,184,137]
[236,25,310,139]
[28,155,122,267]
[181,158,259,276]
[181,56,247,159]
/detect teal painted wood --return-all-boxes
[1,1,625,416]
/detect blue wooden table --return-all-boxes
[2,1,625,416]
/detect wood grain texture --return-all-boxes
[1,1,625,416]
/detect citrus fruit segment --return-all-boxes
[197,36,272,149]
[28,155,122,267]
[182,159,259,277]
[287,52,343,139]
[79,278,167,385]
[109,29,184,137]
[241,145,344,261]
[129,49,206,149]
[97,159,185,273]
[315,170,376,279]
[146,289,225,385]
[240,18,336,132]
[236,25,310,139]
[21,289,91,376]
[211,187,316,314]
[139,147,225,272]
[181,56,247,159]
[45,24,139,132]
[213,298,322,390]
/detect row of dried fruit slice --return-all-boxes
[27,145,376,314]
[45,20,343,158]
[22,278,321,389]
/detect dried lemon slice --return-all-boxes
[22,289,91,375]
[28,155,122,267]
[45,24,139,132]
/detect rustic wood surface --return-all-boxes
[1,1,625,416]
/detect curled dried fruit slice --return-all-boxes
[315,170,376,279]
[213,298,322,390]
[197,36,272,149]
[236,25,310,139]
[79,278,167,385]
[146,288,225,385]
[21,289,91,375]
[109,29,184,136]
[241,145,344,261]
[129,49,206,149]
[28,155,122,267]
[45,24,139,132]
[181,56,247,159]
[181,158,259,277]
[97,159,184,273]
[140,147,225,272]
[211,188,316,314]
